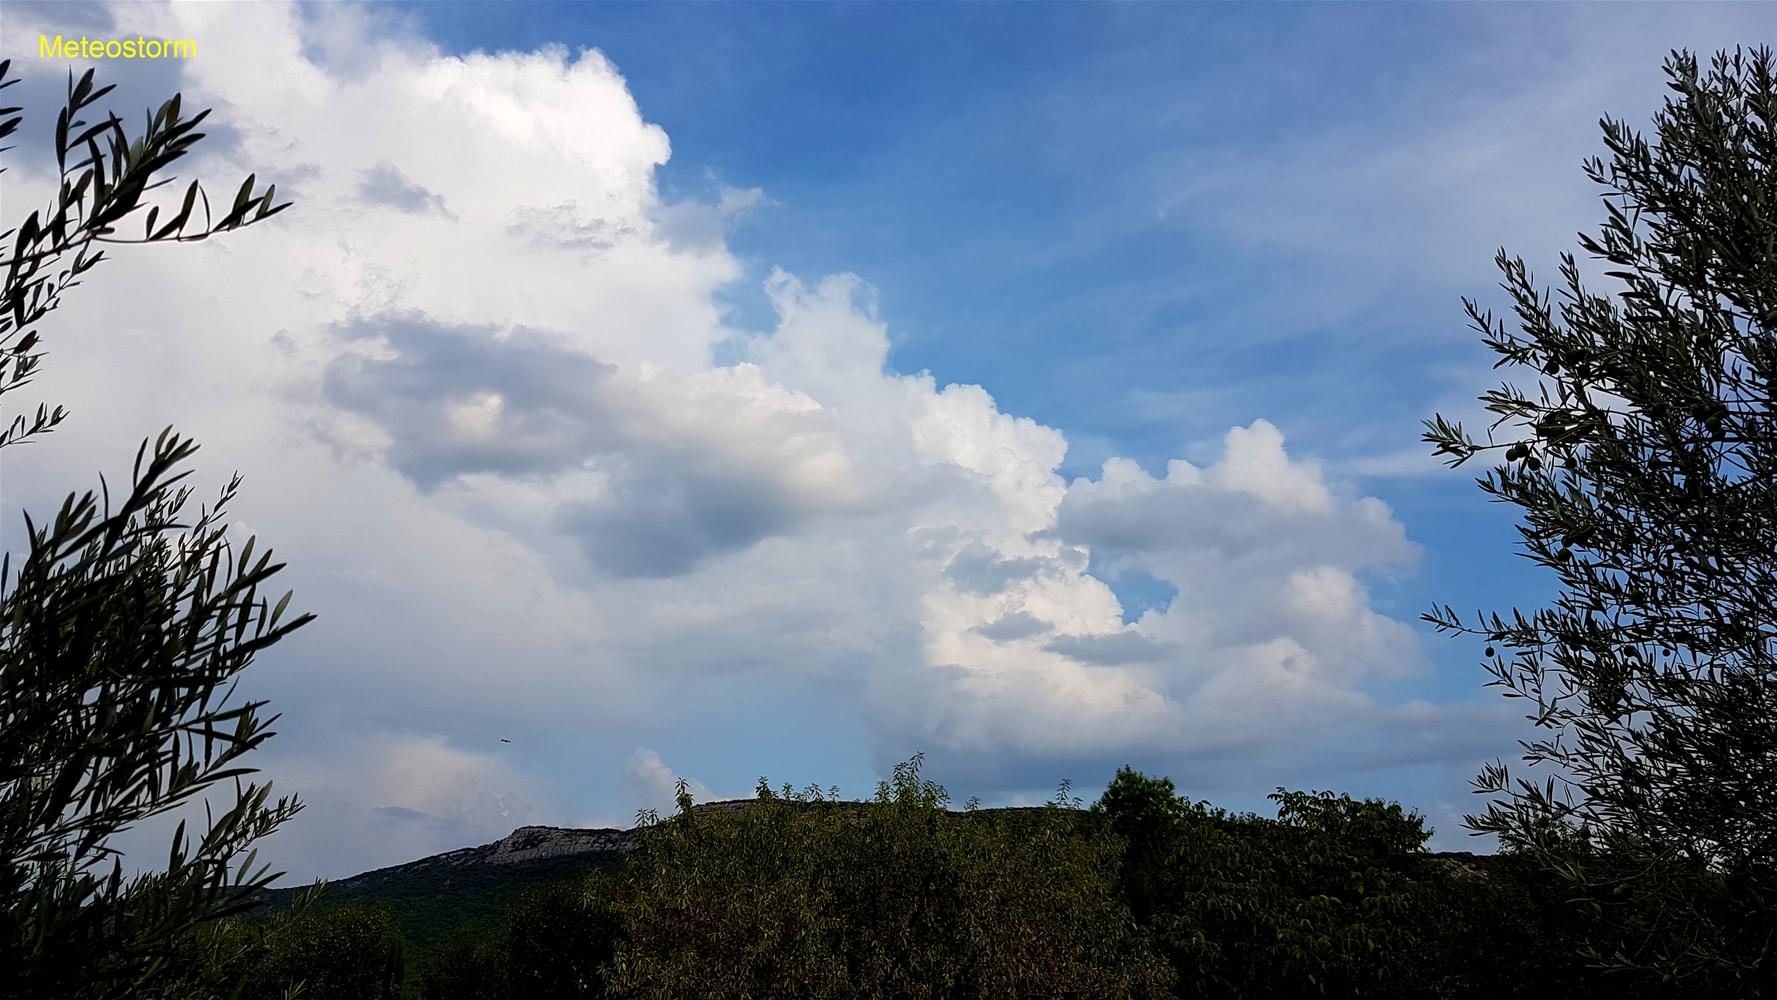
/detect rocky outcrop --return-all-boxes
[687,799,762,820]
[386,825,639,876]
[268,825,640,903]
[486,825,638,864]
[1426,850,1501,881]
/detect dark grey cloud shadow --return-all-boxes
[1044,630,1170,665]
[325,312,621,487]
[358,161,449,215]
[944,542,1047,595]
[323,311,838,578]
[974,611,1051,642]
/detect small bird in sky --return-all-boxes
[499,738,512,743]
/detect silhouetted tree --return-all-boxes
[1093,769,1451,998]
[1425,46,1777,994]
[0,62,306,1000]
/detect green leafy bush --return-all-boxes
[1097,768,1450,997]
[255,903,405,1000]
[503,878,622,999]
[149,896,405,1000]
[603,756,1172,999]
[417,927,508,1000]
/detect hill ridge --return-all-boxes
[274,798,1501,901]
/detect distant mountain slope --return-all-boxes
[254,800,794,961]
[278,825,640,898]
[258,824,640,962]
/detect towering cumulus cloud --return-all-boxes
[3,2,1489,876]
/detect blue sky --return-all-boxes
[8,1,1772,880]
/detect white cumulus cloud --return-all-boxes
[0,1,1505,877]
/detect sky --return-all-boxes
[3,1,1772,882]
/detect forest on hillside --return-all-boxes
[157,759,1734,999]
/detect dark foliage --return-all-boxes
[418,928,508,1000]
[237,902,407,1000]
[258,849,624,978]
[595,758,1172,998]
[0,63,304,1000]
[157,895,405,1000]
[1425,46,1777,994]
[224,759,1758,999]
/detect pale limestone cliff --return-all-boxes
[485,826,638,865]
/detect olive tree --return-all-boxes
[1425,47,1777,992]
[0,61,309,999]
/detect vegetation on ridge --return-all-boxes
[150,758,1734,998]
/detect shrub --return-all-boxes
[603,756,1172,998]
